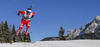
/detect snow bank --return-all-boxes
[0,40,100,47]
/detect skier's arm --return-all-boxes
[31,12,35,18]
[17,10,25,16]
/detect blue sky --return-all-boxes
[0,0,100,41]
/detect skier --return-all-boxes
[13,5,35,42]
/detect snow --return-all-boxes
[0,40,100,47]
[96,16,100,21]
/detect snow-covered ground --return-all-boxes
[0,40,100,47]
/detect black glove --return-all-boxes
[31,16,34,18]
[17,14,20,16]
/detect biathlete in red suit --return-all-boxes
[13,8,35,41]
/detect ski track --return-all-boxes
[0,40,100,47]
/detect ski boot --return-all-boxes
[10,37,17,44]
[11,34,17,43]
[24,36,28,42]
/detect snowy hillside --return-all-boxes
[0,40,100,47]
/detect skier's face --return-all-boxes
[27,10,32,15]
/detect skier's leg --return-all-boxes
[24,21,30,42]
[25,22,30,37]
[15,20,25,37]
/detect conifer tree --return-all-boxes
[12,24,16,34]
[22,31,31,42]
[0,21,4,42]
[16,32,22,42]
[4,20,11,42]
[22,31,25,42]
[27,33,31,42]
[0,21,5,42]
[11,24,16,41]
[58,26,66,40]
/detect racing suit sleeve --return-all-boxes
[18,10,25,15]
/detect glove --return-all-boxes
[17,14,20,16]
[31,16,34,18]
